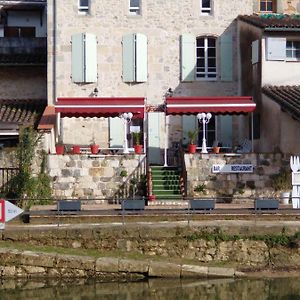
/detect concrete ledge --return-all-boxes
[148,261,181,278]
[181,264,208,277]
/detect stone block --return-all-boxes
[56,255,95,271]
[0,266,16,277]
[208,267,235,277]
[96,257,119,273]
[181,265,208,277]
[20,251,56,268]
[148,261,181,278]
[119,259,149,274]
[22,266,46,275]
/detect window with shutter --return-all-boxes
[220,33,232,81]
[266,37,286,61]
[259,0,276,13]
[200,0,212,15]
[181,34,196,82]
[122,33,147,82]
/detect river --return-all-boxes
[0,277,299,299]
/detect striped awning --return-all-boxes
[165,97,256,115]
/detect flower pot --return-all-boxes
[212,146,220,154]
[134,144,143,154]
[55,144,64,155]
[280,191,290,205]
[149,195,156,201]
[72,145,81,154]
[90,144,99,154]
[188,144,197,154]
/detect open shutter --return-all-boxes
[71,33,85,83]
[182,116,197,145]
[109,117,124,147]
[266,37,286,61]
[136,33,148,82]
[220,32,233,81]
[122,34,135,82]
[85,33,97,83]
[181,34,196,82]
[252,40,259,64]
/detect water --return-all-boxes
[0,277,300,300]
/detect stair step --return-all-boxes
[153,195,183,200]
[153,190,181,195]
[151,166,178,171]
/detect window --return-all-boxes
[129,0,140,15]
[200,0,212,15]
[196,37,217,79]
[198,116,216,146]
[78,0,89,13]
[259,0,276,12]
[286,41,300,61]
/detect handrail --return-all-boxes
[178,144,187,198]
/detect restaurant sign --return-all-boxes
[212,164,254,174]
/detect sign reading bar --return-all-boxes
[212,164,254,174]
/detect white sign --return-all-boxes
[130,126,140,133]
[0,199,24,229]
[292,172,300,185]
[212,164,254,173]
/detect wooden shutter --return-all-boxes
[266,37,286,61]
[122,34,135,82]
[109,117,124,147]
[220,32,233,81]
[85,33,97,83]
[252,40,259,64]
[135,33,148,82]
[180,34,196,82]
[148,112,162,165]
[71,33,85,83]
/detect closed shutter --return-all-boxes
[109,117,124,147]
[71,33,85,83]
[252,40,259,64]
[85,33,97,83]
[266,37,286,61]
[220,32,233,81]
[182,116,197,145]
[135,33,148,82]
[122,34,135,82]
[181,34,196,82]
[148,112,162,165]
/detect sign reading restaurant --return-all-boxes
[212,164,254,174]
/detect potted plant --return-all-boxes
[132,132,143,154]
[187,129,198,154]
[55,138,64,155]
[271,168,291,205]
[72,145,81,154]
[90,136,100,154]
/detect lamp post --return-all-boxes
[120,112,133,154]
[197,112,212,154]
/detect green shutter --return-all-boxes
[180,34,196,82]
[219,115,232,147]
[136,33,147,82]
[182,116,197,145]
[122,34,135,82]
[148,112,162,165]
[109,117,124,147]
[220,32,233,81]
[71,33,85,83]
[85,33,97,83]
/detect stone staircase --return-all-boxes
[150,166,182,200]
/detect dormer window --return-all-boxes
[259,0,276,13]
[78,0,89,13]
[129,0,141,15]
[200,0,212,15]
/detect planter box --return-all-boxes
[190,199,215,210]
[57,200,81,211]
[254,199,279,210]
[122,199,145,210]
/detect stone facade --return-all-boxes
[48,154,146,199]
[184,152,290,199]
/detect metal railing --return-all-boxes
[0,167,19,194]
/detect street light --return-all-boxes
[120,112,133,154]
[197,112,212,154]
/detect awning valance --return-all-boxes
[55,97,145,118]
[165,97,256,115]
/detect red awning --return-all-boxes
[55,97,145,118]
[165,97,256,115]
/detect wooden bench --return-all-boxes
[254,199,279,210]
[121,199,145,210]
[190,199,215,210]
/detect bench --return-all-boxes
[190,199,215,210]
[121,199,145,210]
[57,200,81,212]
[254,199,279,210]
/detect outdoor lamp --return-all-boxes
[197,112,212,154]
[120,112,133,153]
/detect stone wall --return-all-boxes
[48,154,146,198]
[184,153,290,199]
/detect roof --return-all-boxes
[55,97,145,119]
[262,85,300,121]
[238,14,300,30]
[38,106,56,131]
[0,99,46,129]
[165,97,256,115]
